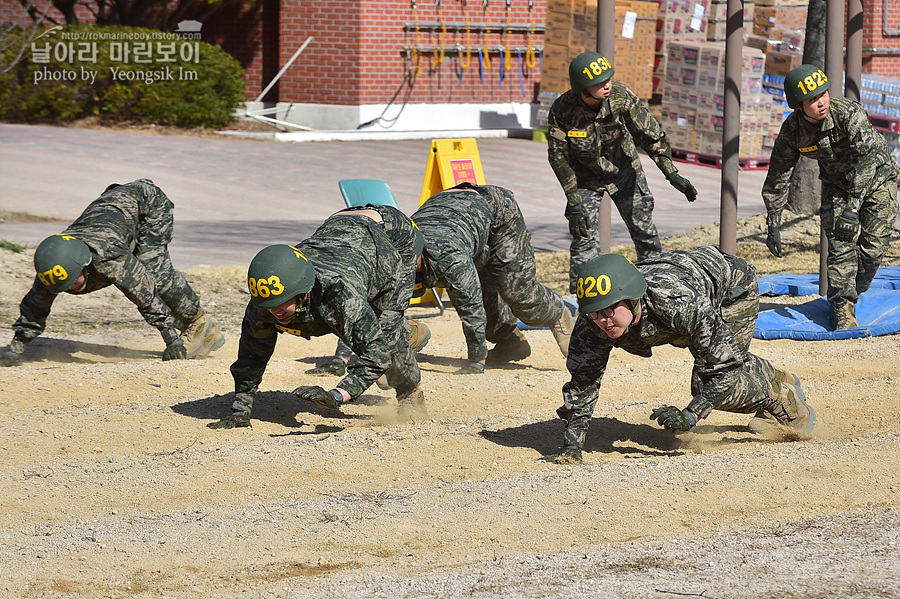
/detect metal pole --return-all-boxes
[820,1,845,297]
[718,0,743,255]
[254,37,314,103]
[846,0,863,102]
[597,0,615,254]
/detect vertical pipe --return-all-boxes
[846,0,863,101]
[597,0,615,254]
[718,0,743,255]
[820,1,845,297]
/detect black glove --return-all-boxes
[766,223,783,258]
[292,386,344,410]
[207,411,251,429]
[834,209,859,243]
[650,406,698,432]
[540,446,583,464]
[566,202,591,237]
[162,338,186,361]
[666,172,698,203]
[306,357,346,376]
[0,340,24,367]
[454,361,485,375]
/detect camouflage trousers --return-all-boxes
[820,178,899,308]
[688,254,788,417]
[484,193,567,333]
[131,184,202,324]
[567,169,663,293]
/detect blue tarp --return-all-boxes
[754,266,900,340]
[754,288,900,340]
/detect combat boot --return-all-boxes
[180,308,226,359]
[376,320,432,390]
[550,306,575,358]
[486,329,532,364]
[748,374,816,437]
[830,301,858,330]
[397,387,427,422]
[408,319,431,354]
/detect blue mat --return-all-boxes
[758,265,900,296]
[755,288,900,340]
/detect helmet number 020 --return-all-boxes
[37,265,69,288]
[796,69,828,96]
[576,274,611,299]
[582,56,612,82]
[248,275,286,300]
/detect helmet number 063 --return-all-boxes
[577,274,611,300]
[248,275,285,299]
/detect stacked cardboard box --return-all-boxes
[540,0,658,98]
[660,41,778,158]
[706,0,754,42]
[652,0,710,98]
[750,0,807,77]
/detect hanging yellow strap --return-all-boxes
[503,0,512,72]
[412,1,423,77]
[482,0,491,70]
[437,16,446,65]
[461,1,472,68]
[525,0,536,69]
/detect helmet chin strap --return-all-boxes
[623,299,640,334]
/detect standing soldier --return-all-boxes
[412,183,574,374]
[763,64,900,330]
[0,179,224,366]
[547,51,698,294]
[544,249,816,465]
[209,206,424,430]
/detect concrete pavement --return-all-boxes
[0,123,769,268]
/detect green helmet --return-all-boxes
[575,253,646,314]
[784,64,830,109]
[34,234,92,293]
[569,52,615,93]
[247,244,316,309]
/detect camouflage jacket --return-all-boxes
[13,179,182,345]
[763,97,900,222]
[231,213,410,399]
[547,82,678,202]
[413,184,517,361]
[562,246,754,439]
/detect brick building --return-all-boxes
[1,1,898,131]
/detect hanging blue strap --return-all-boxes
[498,53,505,88]
[478,48,484,84]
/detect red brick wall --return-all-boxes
[203,0,549,105]
[861,0,900,77]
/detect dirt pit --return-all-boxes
[1,214,899,598]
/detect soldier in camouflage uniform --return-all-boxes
[547,52,698,293]
[0,179,224,366]
[412,183,574,374]
[305,204,431,381]
[763,64,900,330]
[209,206,423,429]
[544,248,816,465]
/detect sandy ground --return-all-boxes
[1,218,900,598]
